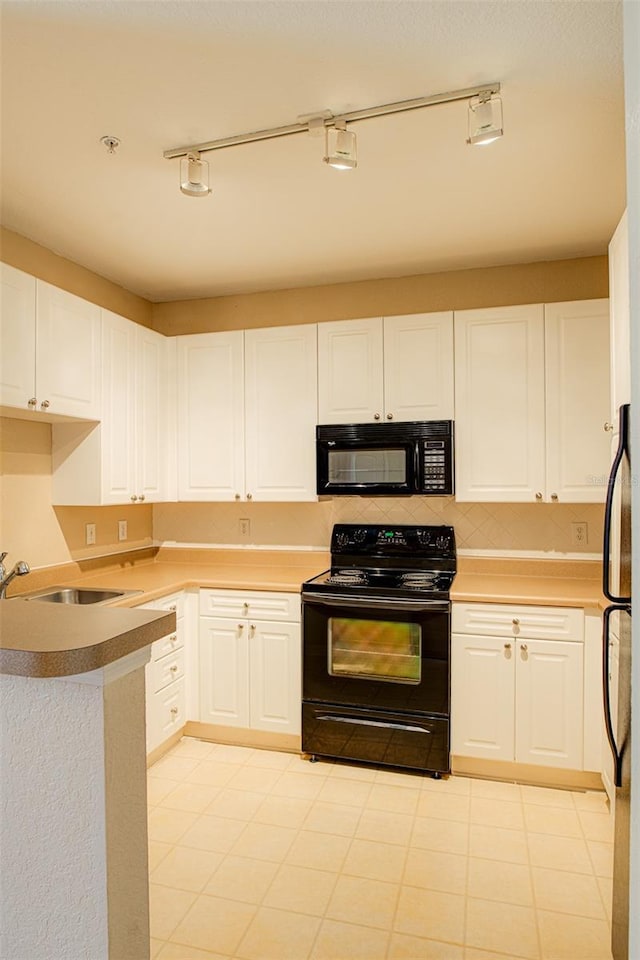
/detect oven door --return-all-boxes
[302,593,450,716]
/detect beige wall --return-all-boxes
[0,227,153,328]
[0,417,153,568]
[151,256,609,335]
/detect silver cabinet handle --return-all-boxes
[535,492,543,501]
[373,413,381,421]
[130,494,138,502]
[235,493,240,500]
[139,494,145,502]
[246,493,253,500]
[604,421,614,432]
[512,618,520,625]
[40,400,50,410]
[170,665,178,673]
[170,706,178,716]
[551,493,558,501]
[250,623,256,633]
[27,398,37,408]
[504,642,512,650]
[243,602,249,612]
[386,413,393,420]
[237,623,244,631]
[520,643,528,652]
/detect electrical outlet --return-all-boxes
[239,518,250,536]
[118,520,128,542]
[571,522,588,546]
[85,523,96,546]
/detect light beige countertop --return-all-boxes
[6,547,605,610]
[0,601,175,678]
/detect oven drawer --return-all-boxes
[452,602,583,642]
[302,702,449,773]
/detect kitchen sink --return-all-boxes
[24,586,142,605]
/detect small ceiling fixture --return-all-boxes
[467,93,503,146]
[164,82,502,195]
[100,135,121,154]
[179,152,211,197]
[324,120,357,170]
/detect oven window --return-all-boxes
[329,617,421,683]
[328,449,406,485]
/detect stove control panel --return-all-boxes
[331,524,455,560]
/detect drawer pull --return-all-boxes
[238,623,244,631]
[169,634,177,642]
[170,706,178,716]
[243,602,249,612]
[504,642,512,651]
[170,665,178,673]
[168,604,177,612]
[512,618,520,626]
[520,643,529,653]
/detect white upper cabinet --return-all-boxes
[177,324,317,502]
[0,263,36,408]
[52,310,169,505]
[0,266,101,419]
[455,300,610,503]
[454,304,546,502]
[544,299,611,503]
[318,312,454,423]
[177,331,245,501]
[244,324,317,501]
[608,210,630,416]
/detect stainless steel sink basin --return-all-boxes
[24,586,142,605]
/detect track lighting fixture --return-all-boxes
[324,120,357,170]
[179,152,211,197]
[467,93,503,146]
[165,82,501,195]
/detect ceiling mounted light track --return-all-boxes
[164,81,501,195]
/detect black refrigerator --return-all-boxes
[602,402,632,960]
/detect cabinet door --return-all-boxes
[177,331,244,501]
[454,305,546,501]
[515,639,583,769]
[136,325,168,502]
[545,300,611,502]
[451,634,515,760]
[101,310,136,504]
[0,263,36,408]
[199,617,249,727]
[383,312,454,421]
[244,324,317,501]
[36,281,101,419]
[249,620,301,735]
[608,211,630,413]
[318,317,384,423]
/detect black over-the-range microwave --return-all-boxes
[316,420,454,496]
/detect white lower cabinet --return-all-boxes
[452,602,585,770]
[199,589,301,736]
[141,592,187,754]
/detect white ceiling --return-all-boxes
[0,0,626,302]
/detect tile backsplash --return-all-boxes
[153,497,604,557]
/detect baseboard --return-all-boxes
[184,721,301,754]
[452,755,605,791]
[146,726,185,767]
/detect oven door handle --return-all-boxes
[301,592,450,613]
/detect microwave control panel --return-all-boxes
[422,440,447,491]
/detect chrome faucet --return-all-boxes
[0,553,31,599]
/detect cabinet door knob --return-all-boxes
[512,618,520,626]
[386,413,393,420]
[520,643,529,653]
[235,493,241,500]
[246,493,253,500]
[168,605,177,612]
[250,623,256,633]
[130,494,138,502]
[604,421,614,432]
[535,492,543,501]
[238,623,244,631]
[170,665,178,673]
[243,602,249,611]
[139,494,145,502]
[551,493,558,501]
[374,413,381,421]
[504,642,512,651]
[170,706,178,716]
[40,400,50,409]
[27,398,37,408]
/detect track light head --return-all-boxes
[324,120,357,170]
[180,152,211,197]
[467,93,503,146]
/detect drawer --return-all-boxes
[150,646,185,693]
[199,589,300,622]
[149,678,185,747]
[452,602,584,642]
[152,625,184,662]
[154,593,184,618]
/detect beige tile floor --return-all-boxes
[147,738,615,960]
